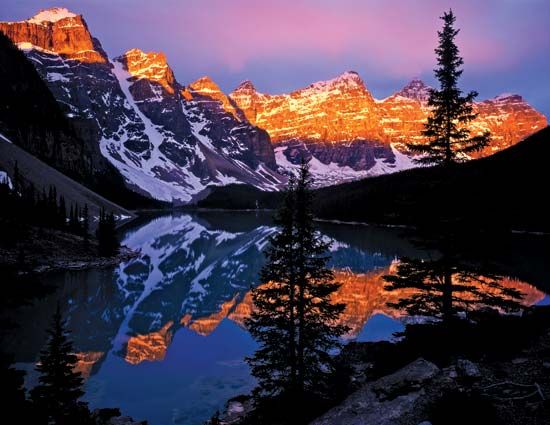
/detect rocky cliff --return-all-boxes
[230,73,547,185]
[1,8,285,203]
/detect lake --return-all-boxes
[7,211,549,425]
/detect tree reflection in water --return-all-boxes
[383,234,525,323]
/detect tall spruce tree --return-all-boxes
[97,208,119,257]
[246,163,347,414]
[82,203,89,243]
[408,10,490,165]
[58,195,67,229]
[30,305,90,424]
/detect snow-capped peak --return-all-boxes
[395,79,432,103]
[29,8,77,24]
[306,71,365,92]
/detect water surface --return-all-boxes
[8,212,548,425]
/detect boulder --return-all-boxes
[372,358,440,400]
[310,358,445,425]
[456,359,481,379]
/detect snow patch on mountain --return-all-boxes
[100,61,208,203]
[29,8,77,24]
[0,171,13,188]
[275,143,417,187]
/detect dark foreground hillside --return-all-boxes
[314,127,550,232]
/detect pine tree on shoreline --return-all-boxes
[30,305,91,424]
[246,163,348,417]
[408,9,490,166]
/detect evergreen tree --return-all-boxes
[97,208,120,257]
[246,163,347,415]
[30,305,90,424]
[0,354,30,420]
[58,195,67,229]
[12,160,21,193]
[69,204,75,232]
[407,10,490,165]
[82,204,89,242]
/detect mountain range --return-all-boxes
[0,7,547,203]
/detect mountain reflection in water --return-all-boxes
[6,212,547,425]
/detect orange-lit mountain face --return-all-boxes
[1,9,285,203]
[121,48,177,94]
[0,8,106,63]
[1,7,547,197]
[230,74,547,159]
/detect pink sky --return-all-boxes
[2,0,549,115]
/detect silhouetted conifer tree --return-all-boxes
[246,163,347,417]
[407,10,490,165]
[96,208,119,257]
[12,161,21,193]
[30,305,90,424]
[58,195,67,228]
[82,204,89,242]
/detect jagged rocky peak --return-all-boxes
[491,93,525,103]
[233,80,258,94]
[183,76,242,118]
[187,76,224,94]
[0,7,106,63]
[117,48,176,94]
[304,70,366,93]
[395,79,432,102]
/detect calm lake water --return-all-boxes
[7,212,549,425]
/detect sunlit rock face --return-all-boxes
[1,9,285,203]
[122,48,176,94]
[230,73,547,185]
[471,94,548,155]
[183,77,278,170]
[2,8,545,195]
[231,72,382,142]
[0,8,107,63]
[379,83,548,158]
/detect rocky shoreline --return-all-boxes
[0,227,139,274]
[215,308,550,425]
[92,408,147,425]
[31,245,138,274]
